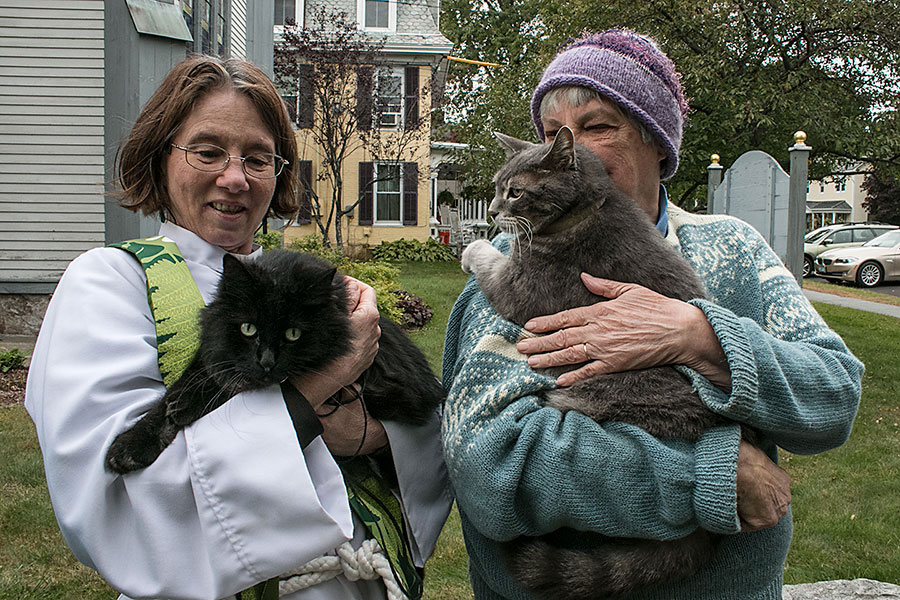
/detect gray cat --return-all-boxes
[461,127,743,599]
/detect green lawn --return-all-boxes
[2,261,898,598]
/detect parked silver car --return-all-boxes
[803,223,899,277]
[814,229,900,287]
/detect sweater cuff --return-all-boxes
[280,382,324,449]
[688,299,758,418]
[693,424,741,534]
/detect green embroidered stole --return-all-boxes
[342,459,424,599]
[110,237,204,387]
[112,237,421,599]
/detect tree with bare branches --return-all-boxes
[275,8,432,251]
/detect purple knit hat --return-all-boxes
[531,29,688,180]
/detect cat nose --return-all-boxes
[488,209,499,220]
[258,348,276,372]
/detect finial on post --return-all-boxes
[710,154,720,165]
[794,131,807,145]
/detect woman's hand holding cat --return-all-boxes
[516,273,732,390]
[736,440,791,531]
[290,277,381,409]
[317,384,389,456]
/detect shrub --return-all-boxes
[390,290,434,328]
[287,235,346,266]
[284,235,404,323]
[340,261,404,324]
[254,231,284,250]
[0,348,27,373]
[372,238,457,262]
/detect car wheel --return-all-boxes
[803,255,813,278]
[856,261,884,288]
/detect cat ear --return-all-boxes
[222,253,249,278]
[493,131,532,158]
[322,266,339,288]
[220,254,254,292]
[540,126,577,170]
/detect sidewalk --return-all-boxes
[803,289,900,319]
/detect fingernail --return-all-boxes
[524,321,536,330]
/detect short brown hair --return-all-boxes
[116,55,299,220]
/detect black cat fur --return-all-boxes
[461,127,752,600]
[105,250,444,474]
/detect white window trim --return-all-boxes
[274,0,304,34]
[374,67,404,130]
[357,0,396,32]
[373,163,404,225]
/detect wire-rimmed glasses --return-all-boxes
[171,143,289,179]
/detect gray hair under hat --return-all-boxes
[531,29,688,180]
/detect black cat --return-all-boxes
[105,250,445,474]
[461,127,751,599]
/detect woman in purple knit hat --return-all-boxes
[441,29,862,599]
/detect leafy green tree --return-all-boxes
[862,168,900,225]
[439,0,900,209]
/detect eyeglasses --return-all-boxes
[171,143,289,179]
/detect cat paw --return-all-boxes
[105,449,148,474]
[104,430,163,474]
[461,239,496,275]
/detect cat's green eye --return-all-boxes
[240,322,258,337]
[284,327,301,342]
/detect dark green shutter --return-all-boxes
[402,162,418,226]
[358,162,374,225]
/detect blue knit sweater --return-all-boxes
[441,204,863,600]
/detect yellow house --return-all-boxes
[277,0,453,256]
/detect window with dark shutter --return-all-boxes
[297,160,313,224]
[403,162,418,226]
[404,66,419,131]
[358,162,374,225]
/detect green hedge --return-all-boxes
[286,235,404,323]
[372,238,457,263]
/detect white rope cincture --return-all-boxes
[277,539,406,599]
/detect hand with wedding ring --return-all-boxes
[515,272,732,389]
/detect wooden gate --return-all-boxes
[706,132,811,283]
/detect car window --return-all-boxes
[806,227,836,242]
[853,229,876,242]
[828,230,852,244]
[865,230,900,248]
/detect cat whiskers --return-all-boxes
[502,216,534,259]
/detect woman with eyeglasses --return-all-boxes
[25,56,451,600]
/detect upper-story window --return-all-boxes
[835,180,847,192]
[275,0,304,28]
[358,0,396,31]
[181,0,229,56]
[375,68,403,129]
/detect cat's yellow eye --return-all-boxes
[509,187,523,199]
[284,327,301,342]
[240,322,257,337]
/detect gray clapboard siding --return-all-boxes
[0,1,105,290]
[0,209,105,218]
